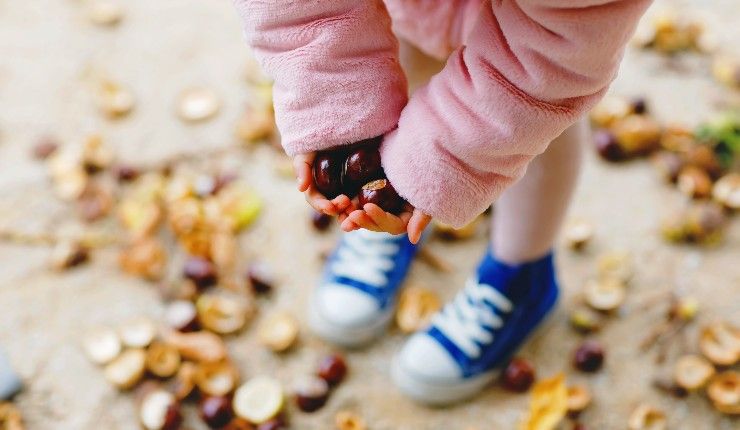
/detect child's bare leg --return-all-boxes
[491,119,587,264]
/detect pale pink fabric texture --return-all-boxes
[233,0,651,227]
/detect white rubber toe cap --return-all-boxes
[315,283,383,328]
[397,332,462,381]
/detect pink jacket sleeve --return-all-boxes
[381,0,652,227]
[232,0,407,156]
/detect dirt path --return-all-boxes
[0,1,737,429]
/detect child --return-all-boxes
[234,0,651,405]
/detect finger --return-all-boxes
[331,195,352,213]
[407,210,432,244]
[347,210,382,231]
[305,187,338,215]
[340,218,360,232]
[363,204,407,235]
[293,153,315,192]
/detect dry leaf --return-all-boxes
[519,373,568,430]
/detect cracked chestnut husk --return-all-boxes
[678,166,712,199]
[233,376,284,424]
[566,384,592,418]
[312,151,345,199]
[335,410,366,430]
[194,361,240,397]
[707,371,740,415]
[104,349,147,390]
[673,354,714,391]
[627,404,667,430]
[358,179,404,214]
[145,342,181,379]
[293,375,330,413]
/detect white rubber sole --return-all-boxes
[308,295,394,349]
[391,306,558,406]
[391,357,498,406]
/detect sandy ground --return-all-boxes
[0,1,738,429]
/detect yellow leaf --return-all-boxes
[519,373,568,430]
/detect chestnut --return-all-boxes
[311,211,332,232]
[247,262,275,296]
[199,396,234,429]
[312,151,345,199]
[32,136,59,160]
[256,416,288,430]
[317,354,348,387]
[343,144,382,193]
[500,357,536,393]
[293,375,329,413]
[139,388,183,430]
[183,256,217,289]
[165,300,200,333]
[114,164,141,182]
[630,97,648,115]
[593,129,625,162]
[573,340,605,373]
[358,179,404,214]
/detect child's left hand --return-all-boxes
[338,203,431,244]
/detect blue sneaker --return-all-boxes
[392,250,559,405]
[309,229,420,347]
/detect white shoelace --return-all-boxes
[432,278,513,359]
[330,231,400,288]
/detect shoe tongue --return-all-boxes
[476,250,554,304]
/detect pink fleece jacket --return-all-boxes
[233,0,651,227]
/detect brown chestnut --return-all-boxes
[115,164,141,182]
[501,357,536,392]
[343,145,382,193]
[317,354,348,387]
[183,256,217,289]
[312,151,345,199]
[573,340,605,373]
[311,211,332,232]
[32,136,59,160]
[247,262,275,296]
[593,129,625,162]
[256,416,288,430]
[358,179,404,214]
[293,375,330,413]
[199,396,235,429]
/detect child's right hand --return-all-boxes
[292,152,353,216]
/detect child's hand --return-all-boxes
[293,152,352,216]
[339,203,431,244]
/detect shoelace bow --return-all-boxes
[330,231,400,288]
[432,278,513,359]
